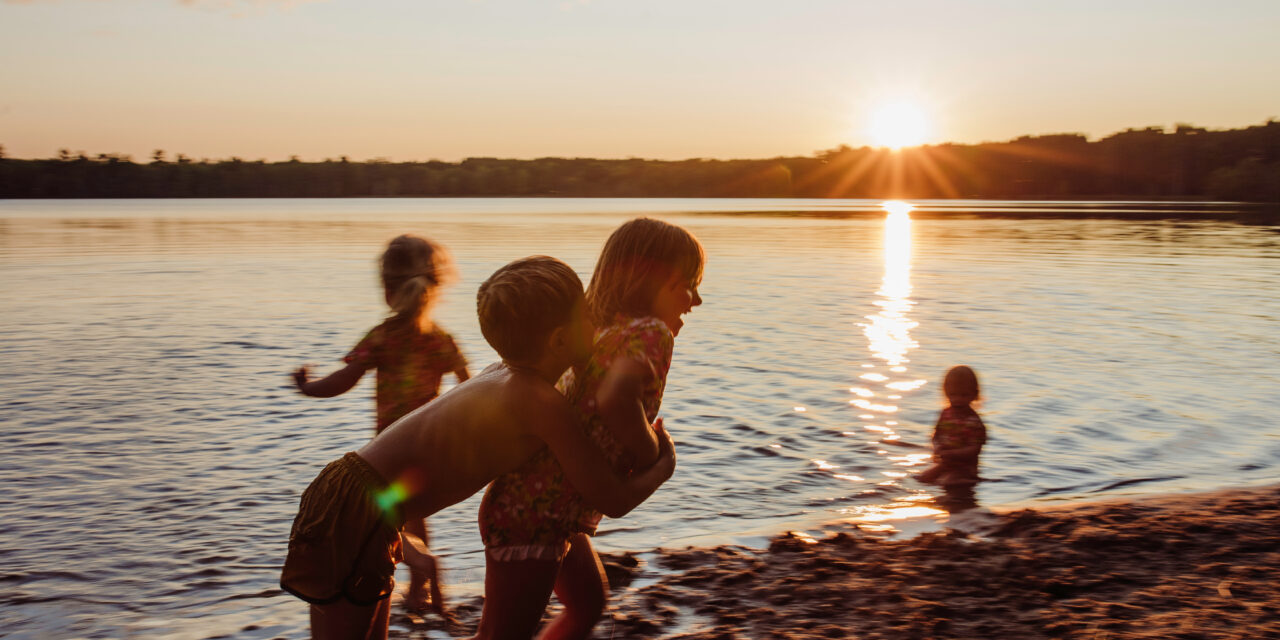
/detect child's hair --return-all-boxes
[380,234,455,321]
[477,256,584,363]
[585,217,705,326]
[943,365,980,406]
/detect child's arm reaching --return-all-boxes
[292,362,367,398]
[595,356,662,469]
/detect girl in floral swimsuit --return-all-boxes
[475,218,705,639]
[292,234,469,616]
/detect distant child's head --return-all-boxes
[477,256,593,366]
[585,217,705,335]
[380,234,455,323]
[942,365,980,407]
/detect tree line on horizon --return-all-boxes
[1,120,1277,202]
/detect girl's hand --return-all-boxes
[291,366,310,391]
[652,417,676,480]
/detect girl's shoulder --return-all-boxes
[600,314,673,344]
[599,315,672,357]
[590,314,673,373]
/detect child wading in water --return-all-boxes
[476,218,705,639]
[292,234,470,615]
[280,256,676,640]
[918,365,987,487]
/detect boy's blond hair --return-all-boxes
[585,217,705,326]
[477,256,583,363]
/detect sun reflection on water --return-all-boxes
[838,201,943,532]
[811,201,951,533]
[866,201,918,367]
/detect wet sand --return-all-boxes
[393,484,1280,639]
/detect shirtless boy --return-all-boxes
[279,256,677,640]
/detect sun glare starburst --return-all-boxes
[868,101,929,150]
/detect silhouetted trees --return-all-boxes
[1,120,1277,201]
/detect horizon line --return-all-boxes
[4,118,1275,165]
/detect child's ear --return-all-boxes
[545,324,567,353]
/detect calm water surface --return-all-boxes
[1,198,1277,638]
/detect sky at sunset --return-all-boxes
[2,0,1278,162]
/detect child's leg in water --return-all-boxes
[310,597,389,640]
[470,557,560,640]
[538,533,608,640]
[400,519,445,616]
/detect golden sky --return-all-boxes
[2,0,1277,161]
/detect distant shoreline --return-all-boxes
[3,120,1278,203]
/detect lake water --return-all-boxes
[1,198,1277,638]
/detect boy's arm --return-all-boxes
[535,403,675,519]
[293,362,367,397]
[595,357,661,469]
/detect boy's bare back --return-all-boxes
[357,361,567,520]
[357,359,674,524]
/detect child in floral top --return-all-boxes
[292,234,468,616]
[476,218,705,640]
[918,365,987,487]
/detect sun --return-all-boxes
[867,101,930,150]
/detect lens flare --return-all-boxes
[374,482,409,514]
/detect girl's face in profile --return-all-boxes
[653,276,703,337]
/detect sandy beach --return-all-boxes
[393,484,1280,639]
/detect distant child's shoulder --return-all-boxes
[425,324,459,345]
[382,319,457,344]
[349,320,458,360]
[940,405,983,423]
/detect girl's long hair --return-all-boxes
[380,234,455,323]
[585,218,704,326]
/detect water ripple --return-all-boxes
[0,199,1277,636]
